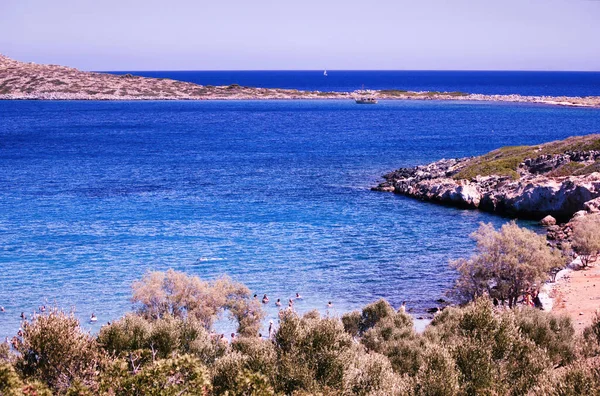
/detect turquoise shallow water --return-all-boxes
[0,99,599,337]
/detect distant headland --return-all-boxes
[1,54,599,107]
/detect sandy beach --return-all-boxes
[551,259,600,332]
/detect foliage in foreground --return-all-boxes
[3,279,600,395]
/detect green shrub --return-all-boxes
[532,360,600,396]
[513,307,576,366]
[0,362,25,396]
[110,354,210,395]
[414,344,460,396]
[274,309,353,394]
[98,314,152,356]
[212,350,250,394]
[343,347,409,395]
[232,336,277,381]
[13,309,104,393]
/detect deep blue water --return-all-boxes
[0,99,599,338]
[107,70,600,97]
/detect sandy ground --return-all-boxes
[551,259,600,332]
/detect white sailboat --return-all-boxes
[323,70,327,76]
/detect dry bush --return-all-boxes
[532,358,600,396]
[571,214,600,268]
[101,354,211,396]
[450,221,565,307]
[132,269,264,335]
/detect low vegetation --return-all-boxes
[3,221,599,394]
[3,296,600,395]
[453,134,600,180]
[571,214,600,268]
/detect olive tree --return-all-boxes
[132,269,264,335]
[571,214,600,268]
[450,221,565,307]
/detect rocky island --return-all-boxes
[1,54,600,107]
[373,135,600,224]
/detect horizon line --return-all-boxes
[96,68,600,73]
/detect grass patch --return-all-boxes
[453,135,600,180]
[379,89,409,96]
[454,146,532,180]
[574,160,600,176]
[547,162,585,177]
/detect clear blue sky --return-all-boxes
[1,0,599,71]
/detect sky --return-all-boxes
[1,0,599,71]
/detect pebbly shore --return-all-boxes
[1,54,600,107]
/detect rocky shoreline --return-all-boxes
[2,54,600,107]
[372,137,600,228]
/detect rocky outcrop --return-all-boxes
[373,150,600,221]
[540,215,557,226]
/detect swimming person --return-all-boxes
[275,298,282,307]
[400,301,406,313]
[327,301,333,308]
[288,299,294,308]
[262,294,269,304]
[295,292,303,300]
[90,313,97,322]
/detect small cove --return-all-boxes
[0,99,599,337]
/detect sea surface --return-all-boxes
[108,70,600,97]
[1,98,600,338]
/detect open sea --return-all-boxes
[1,71,600,338]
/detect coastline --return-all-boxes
[1,91,599,109]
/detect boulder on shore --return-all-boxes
[540,215,557,226]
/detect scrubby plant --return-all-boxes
[97,313,152,356]
[347,300,424,376]
[132,269,264,335]
[571,214,600,268]
[414,344,460,396]
[231,336,277,382]
[2,270,597,395]
[274,309,354,394]
[513,307,576,367]
[450,221,565,307]
[103,354,211,396]
[342,347,409,395]
[532,359,600,396]
[12,309,105,393]
[425,298,553,395]
[0,362,26,396]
